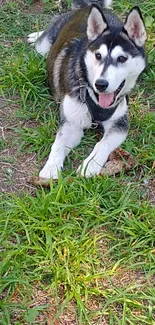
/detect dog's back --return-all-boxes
[47,7,91,98]
[29,0,113,55]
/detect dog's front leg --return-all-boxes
[78,116,128,177]
[39,121,83,179]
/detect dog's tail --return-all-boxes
[71,0,112,9]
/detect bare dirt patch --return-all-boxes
[0,147,38,193]
[143,175,155,206]
[23,0,44,14]
[0,97,38,193]
[8,268,154,325]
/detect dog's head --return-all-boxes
[85,5,147,107]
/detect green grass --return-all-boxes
[0,0,155,324]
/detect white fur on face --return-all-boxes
[85,44,145,95]
[84,50,103,88]
[104,53,145,94]
[85,45,108,91]
[99,44,108,57]
[110,45,127,60]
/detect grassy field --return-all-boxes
[0,0,155,324]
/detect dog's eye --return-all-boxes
[95,52,102,60]
[117,56,128,63]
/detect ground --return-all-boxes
[0,0,155,324]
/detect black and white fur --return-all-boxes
[27,0,147,179]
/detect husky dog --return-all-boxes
[27,0,147,179]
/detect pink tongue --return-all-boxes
[99,93,114,108]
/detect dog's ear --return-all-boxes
[87,5,108,41]
[124,6,147,47]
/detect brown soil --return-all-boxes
[0,97,38,193]
[8,268,154,325]
[23,0,44,14]
[0,0,44,13]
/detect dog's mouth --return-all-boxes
[96,80,125,108]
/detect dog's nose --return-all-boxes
[95,79,109,92]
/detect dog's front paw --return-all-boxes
[39,163,61,180]
[77,158,102,177]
